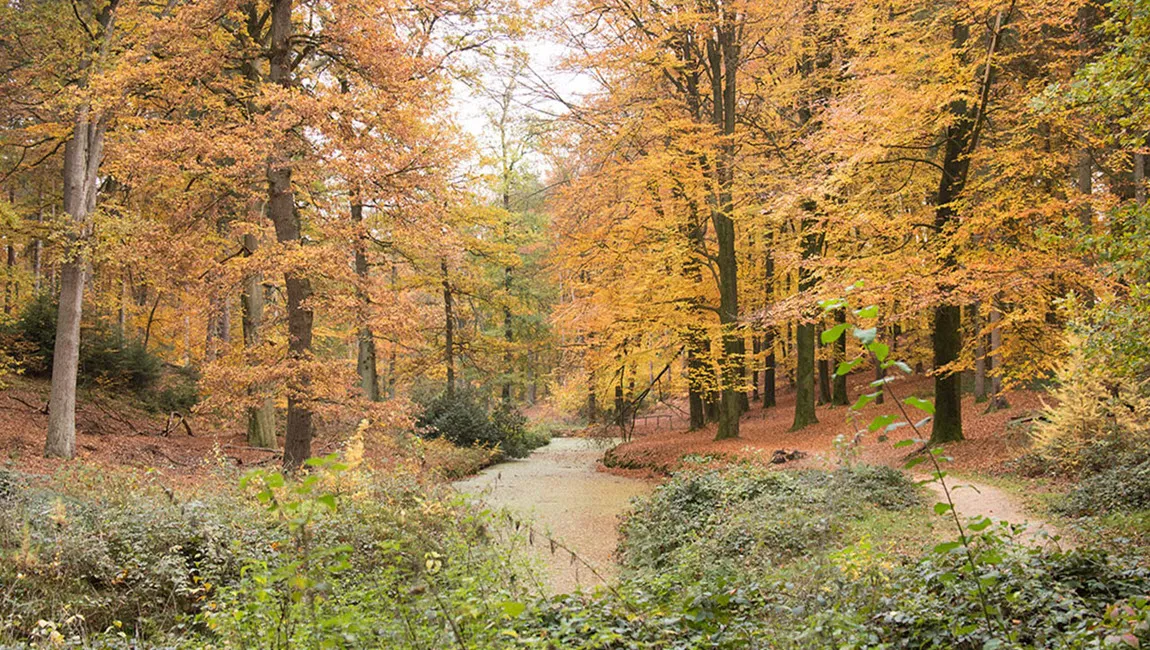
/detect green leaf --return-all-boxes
[853,327,877,344]
[499,601,526,618]
[819,298,846,312]
[956,623,979,636]
[968,517,993,532]
[316,494,337,511]
[836,358,863,376]
[890,361,913,374]
[851,393,877,411]
[933,541,962,555]
[903,396,935,415]
[821,323,849,344]
[265,473,285,489]
[868,414,897,432]
[868,341,890,362]
[853,305,878,319]
[904,456,927,470]
[893,439,916,449]
[934,502,953,515]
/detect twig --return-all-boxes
[877,355,1007,638]
[4,394,48,414]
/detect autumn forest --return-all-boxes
[2,0,1150,647]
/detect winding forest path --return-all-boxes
[921,475,1066,548]
[453,438,654,594]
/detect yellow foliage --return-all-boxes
[1032,336,1150,471]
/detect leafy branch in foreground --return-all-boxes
[820,291,1013,639]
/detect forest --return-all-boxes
[1,0,1150,647]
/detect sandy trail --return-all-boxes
[453,438,654,594]
[921,475,1065,548]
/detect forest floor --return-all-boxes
[0,377,345,481]
[603,375,1047,477]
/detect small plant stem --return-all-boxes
[877,360,1008,638]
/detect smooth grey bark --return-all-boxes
[1136,152,1146,207]
[241,232,276,448]
[46,112,105,459]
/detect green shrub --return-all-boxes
[79,329,161,392]
[416,390,546,460]
[4,294,166,396]
[617,465,921,577]
[142,365,200,414]
[799,537,1150,649]
[7,292,57,375]
[1059,459,1150,517]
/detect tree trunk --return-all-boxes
[928,12,1008,444]
[832,308,849,406]
[762,227,777,409]
[709,24,741,441]
[986,297,1008,412]
[791,216,819,431]
[4,243,15,314]
[687,330,707,429]
[501,266,513,403]
[586,366,598,423]
[46,111,105,459]
[351,199,380,401]
[972,301,987,403]
[1077,150,1093,229]
[1136,150,1146,207]
[751,336,761,402]
[241,232,276,448]
[442,259,455,400]
[817,352,832,405]
[266,0,314,469]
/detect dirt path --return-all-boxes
[453,438,654,594]
[921,476,1065,548]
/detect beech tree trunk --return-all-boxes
[4,242,15,314]
[442,259,455,399]
[46,111,105,459]
[709,22,741,441]
[762,228,777,408]
[1136,150,1146,207]
[241,232,276,448]
[817,352,832,405]
[501,266,513,403]
[929,14,1007,444]
[972,301,987,402]
[351,199,380,401]
[268,0,314,469]
[687,328,708,429]
[791,216,819,431]
[986,297,1009,412]
[832,308,849,406]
